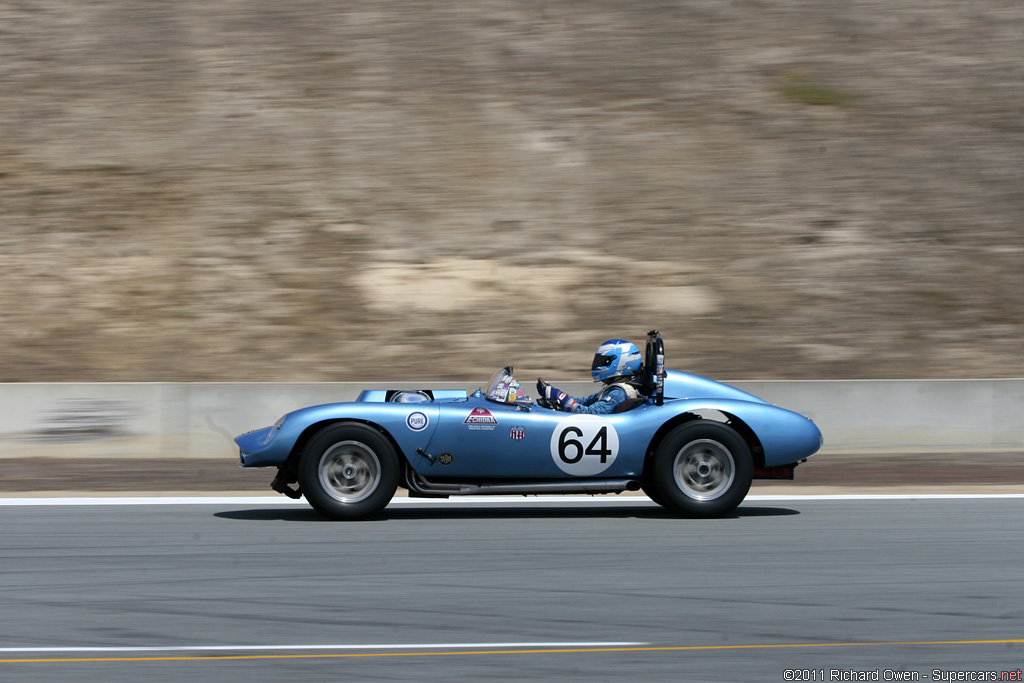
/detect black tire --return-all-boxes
[653,421,753,518]
[640,472,669,508]
[298,423,399,520]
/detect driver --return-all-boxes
[536,339,643,414]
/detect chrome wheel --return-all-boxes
[318,440,381,503]
[672,438,735,501]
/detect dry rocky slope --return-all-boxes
[2,1,1022,383]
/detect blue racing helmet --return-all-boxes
[591,339,642,382]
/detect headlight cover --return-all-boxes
[261,415,286,446]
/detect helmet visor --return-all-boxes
[592,353,615,372]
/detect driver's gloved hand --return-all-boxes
[537,378,578,412]
[536,378,559,402]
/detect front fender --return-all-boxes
[236,401,441,467]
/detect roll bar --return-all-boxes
[641,329,665,406]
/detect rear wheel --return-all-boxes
[653,421,752,518]
[298,423,399,520]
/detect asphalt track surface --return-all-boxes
[2,495,1024,682]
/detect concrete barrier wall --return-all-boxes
[0,379,1021,460]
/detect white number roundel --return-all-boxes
[549,417,619,476]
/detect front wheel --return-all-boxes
[652,421,753,518]
[298,423,399,520]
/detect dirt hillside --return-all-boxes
[1,1,1022,383]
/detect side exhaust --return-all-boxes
[405,467,640,498]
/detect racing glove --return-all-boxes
[536,378,579,412]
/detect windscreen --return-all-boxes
[484,366,524,404]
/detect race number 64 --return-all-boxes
[550,419,620,476]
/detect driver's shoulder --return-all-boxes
[603,382,638,400]
[594,385,629,405]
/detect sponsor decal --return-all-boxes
[406,411,429,432]
[549,417,620,476]
[438,451,453,466]
[510,426,525,440]
[464,407,499,425]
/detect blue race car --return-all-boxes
[235,332,822,519]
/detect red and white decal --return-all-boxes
[464,407,499,425]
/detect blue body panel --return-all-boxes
[661,370,769,404]
[237,400,444,468]
[235,371,822,476]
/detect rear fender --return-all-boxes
[642,398,821,470]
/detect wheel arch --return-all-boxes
[280,418,407,479]
[642,410,765,474]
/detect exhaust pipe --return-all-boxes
[406,468,640,498]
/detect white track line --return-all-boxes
[750,493,1024,501]
[0,496,308,506]
[0,641,645,654]
[2,494,1024,506]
